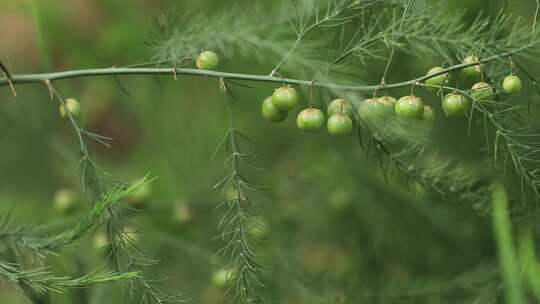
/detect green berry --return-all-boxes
[327,98,354,117]
[225,187,237,202]
[53,189,77,213]
[224,185,245,204]
[471,82,494,101]
[59,98,81,118]
[174,202,193,225]
[503,75,522,95]
[462,55,482,78]
[327,114,353,136]
[261,96,288,122]
[127,182,151,206]
[93,232,109,250]
[94,229,137,250]
[296,108,324,132]
[196,50,219,70]
[212,269,230,287]
[272,86,299,111]
[378,96,397,107]
[124,227,139,243]
[358,97,395,121]
[248,219,269,239]
[395,96,424,119]
[442,93,470,117]
[423,105,435,121]
[425,66,449,90]
[327,189,352,211]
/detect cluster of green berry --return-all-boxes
[261,86,354,136]
[359,95,433,121]
[261,86,436,136]
[424,55,522,117]
[261,85,438,137]
[259,55,524,134]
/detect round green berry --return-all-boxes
[425,66,449,90]
[358,97,395,121]
[503,75,522,95]
[358,98,378,121]
[93,232,109,250]
[378,96,397,107]
[249,220,269,239]
[127,182,152,206]
[59,98,81,118]
[327,114,353,136]
[297,108,324,132]
[93,229,137,251]
[122,228,139,244]
[225,187,237,202]
[327,189,352,211]
[224,185,245,204]
[174,202,193,225]
[442,93,470,117]
[423,105,435,121]
[212,269,230,287]
[471,82,494,101]
[327,98,354,117]
[272,86,298,111]
[261,96,288,122]
[196,50,219,70]
[395,96,424,119]
[462,55,482,78]
[53,189,77,213]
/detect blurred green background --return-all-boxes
[0,0,539,303]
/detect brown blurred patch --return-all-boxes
[0,9,39,69]
[61,0,105,38]
[86,103,141,160]
[199,286,222,304]
[298,242,351,278]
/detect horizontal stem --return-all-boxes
[0,48,525,93]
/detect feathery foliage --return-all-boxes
[1,0,540,303]
[0,262,139,295]
[212,79,267,303]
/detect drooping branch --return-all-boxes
[213,78,266,303]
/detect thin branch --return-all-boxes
[0,47,528,92]
[534,0,539,34]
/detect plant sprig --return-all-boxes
[0,261,139,295]
[213,79,266,303]
[39,82,188,304]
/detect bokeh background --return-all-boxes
[1,0,539,303]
